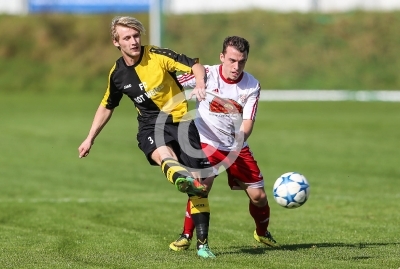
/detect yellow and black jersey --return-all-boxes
[101,45,198,124]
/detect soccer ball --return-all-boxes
[273,172,310,209]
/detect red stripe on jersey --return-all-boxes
[178,73,194,84]
[178,67,209,84]
[250,84,261,119]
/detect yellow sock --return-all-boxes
[160,158,192,184]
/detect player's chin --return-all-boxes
[129,48,141,55]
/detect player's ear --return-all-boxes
[112,39,120,49]
[219,53,224,63]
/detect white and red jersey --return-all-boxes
[178,64,260,151]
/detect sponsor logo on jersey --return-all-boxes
[124,84,132,89]
[209,96,243,114]
[239,94,247,103]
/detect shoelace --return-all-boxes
[266,232,277,243]
[176,234,188,242]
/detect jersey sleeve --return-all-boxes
[100,64,123,109]
[177,72,196,88]
[242,82,261,120]
[150,46,196,74]
[178,65,210,88]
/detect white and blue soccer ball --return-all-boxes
[273,172,310,209]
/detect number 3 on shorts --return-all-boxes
[148,136,154,144]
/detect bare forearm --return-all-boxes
[86,105,114,142]
[189,63,207,101]
[192,63,206,88]
[241,119,254,142]
[78,105,113,158]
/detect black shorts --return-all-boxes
[137,120,212,173]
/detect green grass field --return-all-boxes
[0,93,399,269]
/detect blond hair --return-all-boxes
[110,16,146,42]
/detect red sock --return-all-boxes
[182,199,195,238]
[249,201,270,236]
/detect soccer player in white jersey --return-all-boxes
[169,36,277,254]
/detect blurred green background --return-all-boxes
[1,10,400,269]
[1,11,400,93]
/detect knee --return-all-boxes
[250,190,267,207]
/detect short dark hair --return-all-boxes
[222,36,250,55]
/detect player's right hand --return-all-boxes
[189,87,206,101]
[78,139,92,158]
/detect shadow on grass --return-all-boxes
[219,242,400,255]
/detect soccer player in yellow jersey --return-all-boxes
[78,16,216,258]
